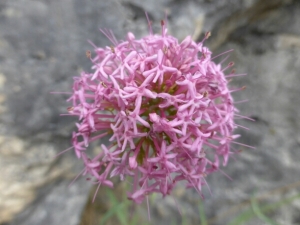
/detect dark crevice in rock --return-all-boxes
[206,0,294,50]
[122,2,153,21]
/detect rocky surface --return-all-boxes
[0,0,300,225]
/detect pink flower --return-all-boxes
[62,19,248,204]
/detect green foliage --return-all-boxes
[199,199,208,225]
[99,183,300,225]
[99,188,150,225]
[227,193,300,225]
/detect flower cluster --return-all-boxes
[65,21,244,203]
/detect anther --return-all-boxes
[110,46,115,53]
[86,50,91,59]
[100,81,107,88]
[228,62,234,67]
[205,31,211,39]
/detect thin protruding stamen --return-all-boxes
[173,196,182,216]
[161,20,165,37]
[234,114,256,121]
[222,61,235,72]
[54,146,74,158]
[100,28,118,45]
[93,183,101,203]
[211,49,234,60]
[225,73,247,78]
[229,86,246,93]
[68,168,85,187]
[203,178,212,196]
[88,40,97,48]
[201,31,211,43]
[50,91,72,94]
[232,141,256,149]
[234,123,250,130]
[219,54,231,66]
[145,12,153,35]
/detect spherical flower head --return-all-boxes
[66,20,245,204]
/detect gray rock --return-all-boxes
[11,179,91,225]
[1,0,300,225]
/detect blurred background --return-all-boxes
[1,0,300,224]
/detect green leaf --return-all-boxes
[100,189,129,225]
[228,193,300,225]
[198,200,208,225]
[99,201,125,225]
[250,196,281,225]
